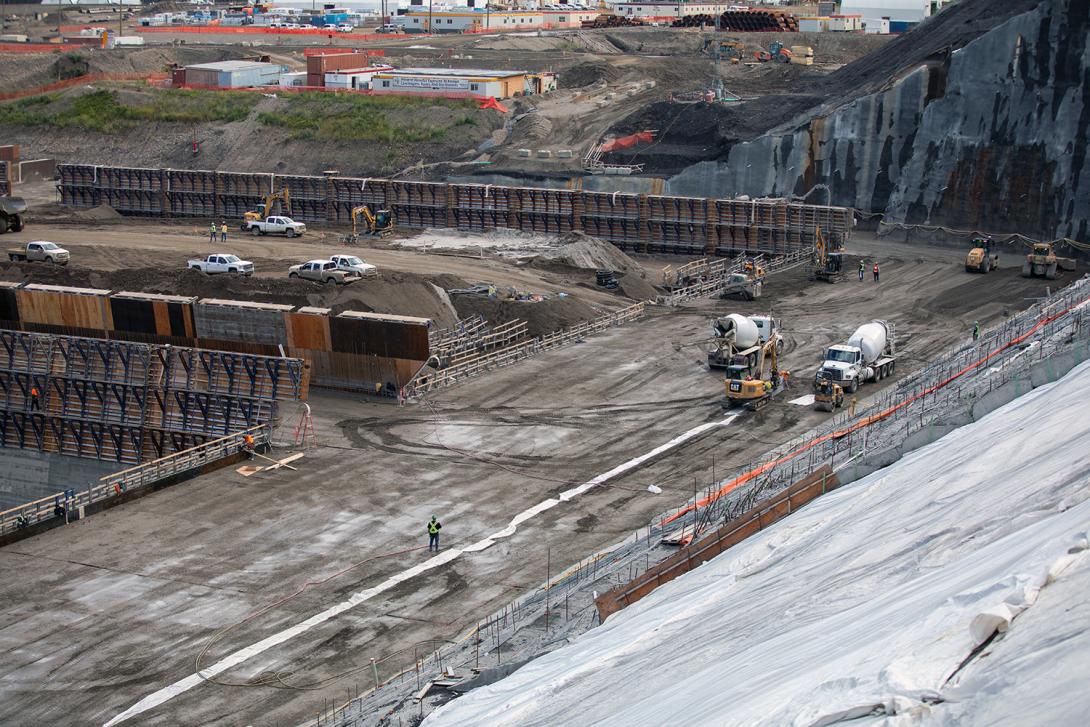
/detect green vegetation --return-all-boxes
[256,92,477,143]
[0,89,260,133]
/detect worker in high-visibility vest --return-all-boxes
[242,433,255,460]
[30,386,40,411]
[427,515,443,552]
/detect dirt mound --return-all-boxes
[74,205,123,221]
[451,294,601,338]
[508,113,553,142]
[533,231,645,276]
[561,62,620,89]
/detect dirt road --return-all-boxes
[0,235,1058,726]
[2,218,632,313]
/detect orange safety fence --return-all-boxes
[663,290,1090,527]
[600,130,654,153]
[0,72,168,101]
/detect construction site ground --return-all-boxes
[0,235,1057,726]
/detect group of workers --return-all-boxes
[858,260,880,282]
[208,222,229,243]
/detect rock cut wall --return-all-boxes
[668,0,1090,240]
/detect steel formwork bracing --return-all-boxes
[58,164,855,255]
[0,330,307,464]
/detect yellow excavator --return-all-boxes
[342,205,394,244]
[242,187,292,227]
[809,228,844,283]
[725,335,790,410]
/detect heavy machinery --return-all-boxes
[965,238,1000,273]
[242,187,291,227]
[816,320,896,394]
[718,272,763,301]
[754,41,792,63]
[703,39,745,63]
[809,228,844,282]
[725,335,789,411]
[0,197,27,233]
[708,313,780,369]
[1021,241,1059,279]
[813,376,844,412]
[342,205,393,244]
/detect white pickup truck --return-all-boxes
[244,216,306,238]
[8,241,70,265]
[329,254,378,277]
[187,253,254,276]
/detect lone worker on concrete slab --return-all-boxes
[973,321,980,341]
[858,260,865,281]
[872,262,880,283]
[427,515,442,552]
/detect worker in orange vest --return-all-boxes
[242,433,255,460]
[872,261,880,283]
[30,386,40,411]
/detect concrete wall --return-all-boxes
[0,449,123,511]
[666,0,1090,240]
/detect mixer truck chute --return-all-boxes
[816,320,896,393]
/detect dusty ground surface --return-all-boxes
[0,235,1059,726]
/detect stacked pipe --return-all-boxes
[672,10,799,32]
[581,14,645,29]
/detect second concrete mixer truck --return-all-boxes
[816,320,896,393]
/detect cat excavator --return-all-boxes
[725,334,790,411]
[342,205,394,244]
[242,187,292,227]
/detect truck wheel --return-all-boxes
[1021,261,1031,277]
[981,257,991,273]
[252,227,261,236]
[289,272,298,279]
[46,257,55,265]
[849,378,858,394]
[229,268,238,275]
[286,229,297,238]
[325,277,336,284]
[11,216,22,232]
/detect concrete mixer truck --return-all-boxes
[815,320,896,394]
[708,313,780,370]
